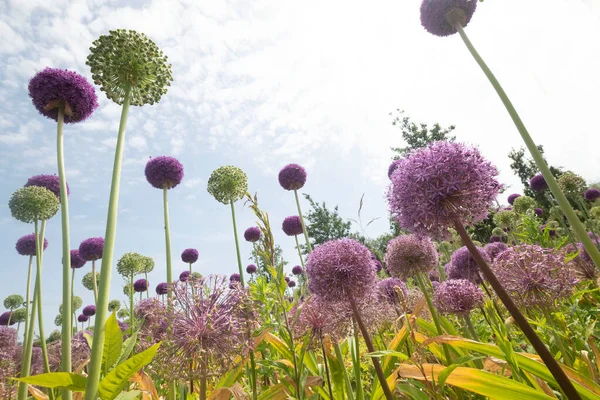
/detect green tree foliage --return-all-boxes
[390,109,456,158]
[301,194,352,253]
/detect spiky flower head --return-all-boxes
[388,159,403,179]
[59,295,83,314]
[447,246,489,283]
[244,226,262,242]
[156,282,169,295]
[384,234,438,280]
[292,265,303,275]
[483,242,508,262]
[87,29,173,106]
[558,172,587,198]
[77,314,88,323]
[387,141,500,240]
[9,186,60,223]
[16,234,48,256]
[434,279,483,315]
[529,174,548,193]
[145,156,184,189]
[108,300,121,312]
[181,248,199,264]
[82,305,96,317]
[207,165,248,204]
[493,244,576,308]
[179,271,190,282]
[246,264,257,274]
[493,210,518,229]
[28,67,98,123]
[513,195,537,214]
[278,163,307,190]
[78,237,104,261]
[3,295,24,310]
[24,174,70,200]
[81,271,100,291]
[117,309,129,319]
[291,296,350,344]
[70,249,86,269]
[563,243,597,281]
[420,0,477,37]
[377,277,408,305]
[585,188,600,201]
[507,193,521,205]
[133,279,148,293]
[282,215,304,236]
[117,252,152,276]
[306,238,377,303]
[0,327,17,351]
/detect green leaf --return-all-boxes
[103,311,124,375]
[118,332,138,365]
[365,350,409,361]
[83,332,94,349]
[98,343,160,400]
[14,372,87,391]
[114,390,141,400]
[395,382,431,400]
[438,356,486,388]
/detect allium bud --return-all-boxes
[246,264,258,274]
[79,237,104,261]
[16,234,48,256]
[181,248,199,264]
[507,193,521,205]
[585,188,600,201]
[282,216,304,236]
[529,174,548,193]
[133,279,148,293]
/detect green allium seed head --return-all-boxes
[117,309,129,319]
[11,308,26,323]
[108,299,121,312]
[590,207,600,219]
[59,295,82,313]
[4,294,24,310]
[87,29,173,106]
[190,272,203,280]
[117,252,151,277]
[123,283,133,296]
[82,271,100,291]
[207,165,248,204]
[47,330,61,343]
[549,206,564,222]
[54,314,63,326]
[513,195,537,214]
[472,240,483,247]
[491,227,506,237]
[586,219,600,232]
[438,241,453,253]
[9,186,60,223]
[493,210,518,229]
[557,172,586,198]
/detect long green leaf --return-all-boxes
[14,372,87,391]
[114,390,141,400]
[103,311,124,375]
[118,332,138,365]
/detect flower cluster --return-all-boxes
[244,226,262,242]
[79,237,104,261]
[145,156,184,189]
[420,0,478,37]
[434,279,484,315]
[447,246,489,284]
[16,234,48,256]
[9,186,60,223]
[278,164,307,190]
[207,165,248,204]
[384,234,438,280]
[70,249,87,269]
[181,248,199,264]
[282,215,304,236]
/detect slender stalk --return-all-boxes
[71,268,76,336]
[294,235,305,267]
[91,260,98,304]
[23,255,33,345]
[145,271,149,299]
[294,190,312,253]
[452,18,600,270]
[351,324,364,400]
[34,221,51,374]
[249,348,258,400]
[163,187,173,288]
[349,297,395,400]
[463,314,479,342]
[230,200,246,287]
[199,358,207,400]
[453,220,581,399]
[320,336,334,400]
[129,273,135,329]
[84,87,131,400]
[333,341,354,398]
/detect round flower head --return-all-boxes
[4,295,24,310]
[384,234,438,280]
[70,249,87,269]
[278,163,307,190]
[108,300,121,312]
[72,296,82,311]
[207,165,248,204]
[493,244,577,308]
[292,265,303,275]
[558,172,587,198]
[489,235,503,243]
[9,186,60,223]
[420,0,477,37]
[0,311,15,326]
[181,248,199,264]
[28,67,98,123]
[387,141,500,240]
[244,226,262,242]
[156,282,169,295]
[16,234,48,256]
[82,305,96,317]
[133,279,148,293]
[434,279,484,315]
[493,210,518,229]
[448,246,489,283]
[534,208,543,217]
[563,243,596,281]
[179,270,190,282]
[81,272,100,291]
[145,156,184,189]
[507,193,521,205]
[306,238,377,303]
[79,237,104,261]
[77,314,88,323]
[377,277,408,305]
[513,195,537,214]
[87,29,173,106]
[585,188,600,201]
[229,273,241,283]
[288,280,296,288]
[483,242,508,262]
[117,252,152,277]
[282,216,304,236]
[24,174,70,200]
[285,276,291,283]
[246,264,257,274]
[388,159,403,179]
[529,174,548,193]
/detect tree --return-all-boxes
[301,194,352,253]
[390,109,456,158]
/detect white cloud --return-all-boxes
[129,135,148,151]
[183,177,202,188]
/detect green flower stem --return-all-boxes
[129,273,135,329]
[463,314,479,342]
[294,189,312,253]
[452,219,581,400]
[294,235,305,268]
[320,336,334,400]
[18,270,38,400]
[163,187,173,289]
[23,255,33,346]
[453,20,600,270]
[84,87,131,400]
[71,268,76,336]
[230,200,246,287]
[333,341,354,398]
[91,260,98,304]
[35,220,51,374]
[351,325,364,400]
[249,347,258,400]
[145,271,149,299]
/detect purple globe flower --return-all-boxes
[24,174,70,200]
[28,67,98,123]
[420,0,477,37]
[179,271,190,282]
[448,246,490,284]
[77,314,88,323]
[285,276,291,283]
[387,141,500,240]
[16,234,48,256]
[181,248,199,264]
[133,279,149,293]
[0,311,14,326]
[246,264,258,274]
[244,226,262,242]
[230,273,241,283]
[282,216,304,236]
[507,193,521,205]
[82,305,96,317]
[156,282,169,295]
[384,234,438,280]
[288,280,296,288]
[585,188,600,201]
[78,237,104,261]
[483,242,508,262]
[292,265,303,275]
[563,243,596,281]
[489,235,503,243]
[387,159,404,180]
[434,279,484,315]
[306,238,377,303]
[70,249,87,269]
[530,174,548,193]
[118,321,129,332]
[278,163,307,191]
[145,156,184,189]
[534,208,543,217]
[377,278,408,305]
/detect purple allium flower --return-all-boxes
[133,279,148,293]
[0,312,14,326]
[563,243,596,281]
[282,216,304,236]
[156,282,169,295]
[70,249,86,269]
[285,276,291,283]
[429,268,440,282]
[292,296,350,343]
[448,246,490,284]
[181,248,199,264]
[434,279,484,315]
[507,193,521,205]
[82,305,96,317]
[387,141,500,240]
[118,320,129,332]
[28,67,98,123]
[377,278,408,305]
[384,234,438,280]
[306,238,377,303]
[288,280,296,288]
[489,235,503,243]
[77,314,88,323]
[292,265,303,275]
[585,188,600,201]
[534,208,543,217]
[246,264,257,274]
[388,159,404,179]
[372,259,383,272]
[278,163,307,191]
[420,0,477,37]
[78,237,104,261]
[230,273,241,283]
[24,174,70,200]
[244,226,262,242]
[0,327,17,351]
[135,298,168,332]
[493,245,577,308]
[145,156,184,190]
[16,234,48,256]
[179,271,190,282]
[530,174,548,192]
[483,242,508,262]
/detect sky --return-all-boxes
[0,0,599,336]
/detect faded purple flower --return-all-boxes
[82,305,96,317]
[530,174,548,193]
[118,321,129,332]
[291,296,350,344]
[489,235,503,243]
[246,264,257,274]
[384,234,438,280]
[145,156,184,190]
[288,280,296,288]
[282,215,304,236]
[507,193,521,205]
[585,188,600,201]
[0,327,17,351]
[78,237,104,261]
[534,208,543,217]
[16,234,48,256]
[483,242,508,262]
[179,271,191,282]
[181,248,199,264]
[77,314,88,323]
[134,279,148,292]
[156,282,169,295]
[70,249,87,269]
[377,278,408,305]
[434,279,484,315]
[388,159,404,179]
[563,243,596,281]
[25,174,70,200]
[229,273,241,283]
[292,265,303,275]
[244,226,262,242]
[420,0,477,37]
[0,312,14,326]
[278,163,307,190]
[448,246,489,284]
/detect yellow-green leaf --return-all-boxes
[103,311,124,375]
[15,372,87,391]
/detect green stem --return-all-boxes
[84,87,131,400]
[294,190,312,253]
[249,347,258,400]
[542,308,573,367]
[145,271,149,299]
[163,187,173,289]
[91,260,98,304]
[18,270,38,400]
[129,273,134,329]
[351,325,364,400]
[230,200,245,287]
[453,20,600,271]
[463,314,479,342]
[320,336,334,400]
[71,268,76,337]
[23,255,33,347]
[294,235,305,268]
[35,221,51,374]
[333,341,354,398]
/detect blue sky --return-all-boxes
[1,0,599,335]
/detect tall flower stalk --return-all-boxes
[278,164,312,252]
